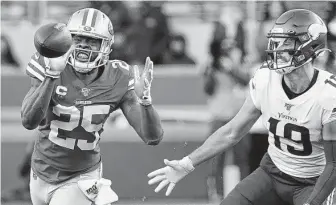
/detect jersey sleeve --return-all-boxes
[128,74,135,91]
[322,108,336,125]
[320,75,336,125]
[249,67,269,110]
[110,60,134,90]
[26,52,47,81]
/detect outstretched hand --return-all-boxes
[134,57,153,105]
[148,157,195,196]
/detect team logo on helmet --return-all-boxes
[308,24,327,40]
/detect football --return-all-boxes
[34,23,72,58]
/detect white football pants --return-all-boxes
[30,165,102,205]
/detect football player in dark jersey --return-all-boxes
[21,8,163,205]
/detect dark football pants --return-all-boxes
[220,166,287,205]
[220,153,335,205]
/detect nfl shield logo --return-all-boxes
[81,88,91,97]
[86,182,99,195]
[285,103,294,111]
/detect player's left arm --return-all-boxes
[305,120,336,205]
[305,89,336,205]
[120,90,163,145]
[119,57,164,146]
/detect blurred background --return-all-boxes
[1,1,336,205]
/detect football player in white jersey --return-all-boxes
[148,9,336,205]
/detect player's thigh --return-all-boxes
[29,170,48,205]
[220,167,284,205]
[49,182,91,205]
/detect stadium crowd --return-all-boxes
[1,1,336,204]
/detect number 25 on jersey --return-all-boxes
[48,104,110,150]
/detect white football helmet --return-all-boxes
[67,8,114,73]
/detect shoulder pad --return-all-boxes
[26,52,48,81]
[318,73,336,110]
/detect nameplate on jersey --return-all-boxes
[75,100,92,105]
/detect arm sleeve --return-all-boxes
[322,108,336,125]
[249,66,270,111]
[320,74,336,125]
[119,90,163,145]
[26,52,47,81]
[249,70,262,110]
[305,140,336,205]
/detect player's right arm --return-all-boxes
[21,75,56,130]
[147,68,266,196]
[188,94,261,166]
[187,68,265,166]
[148,94,261,195]
[21,50,72,130]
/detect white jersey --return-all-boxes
[249,67,336,178]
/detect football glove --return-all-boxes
[148,157,195,196]
[44,45,74,78]
[134,57,153,106]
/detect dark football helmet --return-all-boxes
[266,9,328,74]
